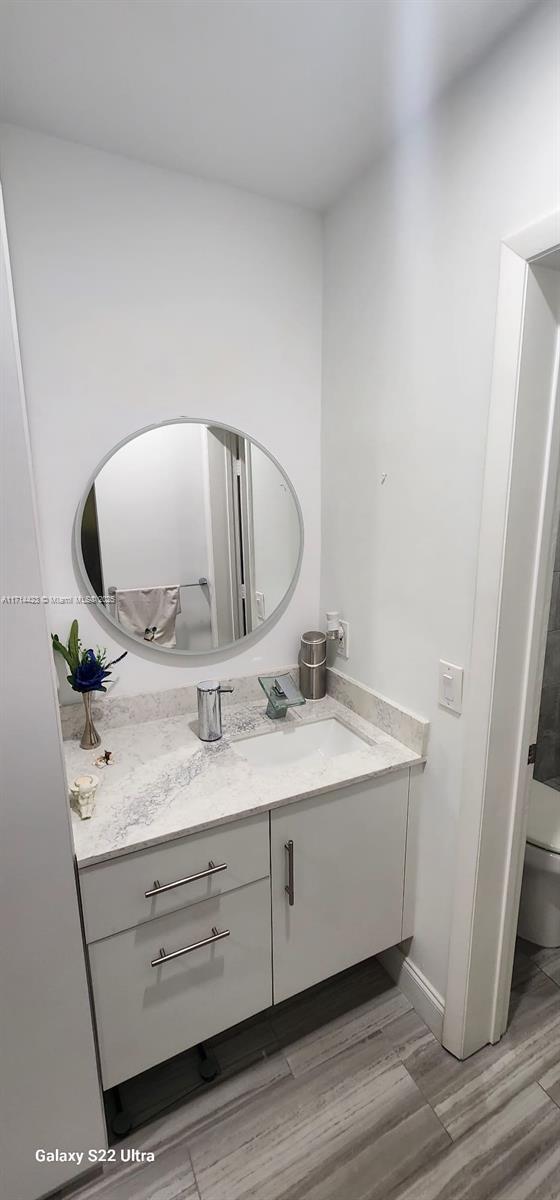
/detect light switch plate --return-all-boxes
[438,660,463,714]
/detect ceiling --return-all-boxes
[0,0,537,209]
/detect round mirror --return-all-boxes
[75,419,303,655]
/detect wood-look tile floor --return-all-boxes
[59,943,560,1200]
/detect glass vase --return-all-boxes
[80,691,101,750]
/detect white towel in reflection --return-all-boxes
[114,586,182,648]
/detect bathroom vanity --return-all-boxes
[67,694,424,1091]
[58,413,429,1096]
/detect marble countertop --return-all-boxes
[64,696,423,869]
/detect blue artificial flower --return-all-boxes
[52,620,127,693]
[72,649,112,693]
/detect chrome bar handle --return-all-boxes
[151,926,230,968]
[145,860,227,898]
[285,839,294,906]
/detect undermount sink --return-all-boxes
[232,717,372,769]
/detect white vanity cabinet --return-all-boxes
[270,773,409,1003]
[79,767,412,1090]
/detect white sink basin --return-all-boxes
[232,717,371,769]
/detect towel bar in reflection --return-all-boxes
[107,579,208,595]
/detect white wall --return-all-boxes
[0,191,106,1200]
[95,423,213,649]
[321,1,559,998]
[0,124,322,697]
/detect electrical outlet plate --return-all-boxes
[336,620,350,660]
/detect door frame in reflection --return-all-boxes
[205,426,253,647]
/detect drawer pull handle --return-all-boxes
[285,839,295,906]
[145,860,227,898]
[151,926,230,967]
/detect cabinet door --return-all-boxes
[271,772,409,1003]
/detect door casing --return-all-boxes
[444,210,560,1059]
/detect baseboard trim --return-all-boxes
[378,946,445,1042]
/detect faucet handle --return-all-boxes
[258,672,305,719]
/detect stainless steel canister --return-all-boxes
[299,631,327,700]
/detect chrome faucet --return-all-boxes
[258,672,306,720]
[197,681,234,741]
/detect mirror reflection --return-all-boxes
[79,421,302,653]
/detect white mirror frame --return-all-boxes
[72,416,304,659]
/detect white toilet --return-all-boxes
[518,780,560,947]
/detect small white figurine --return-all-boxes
[69,773,99,820]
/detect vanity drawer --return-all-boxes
[79,813,269,943]
[89,879,272,1089]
